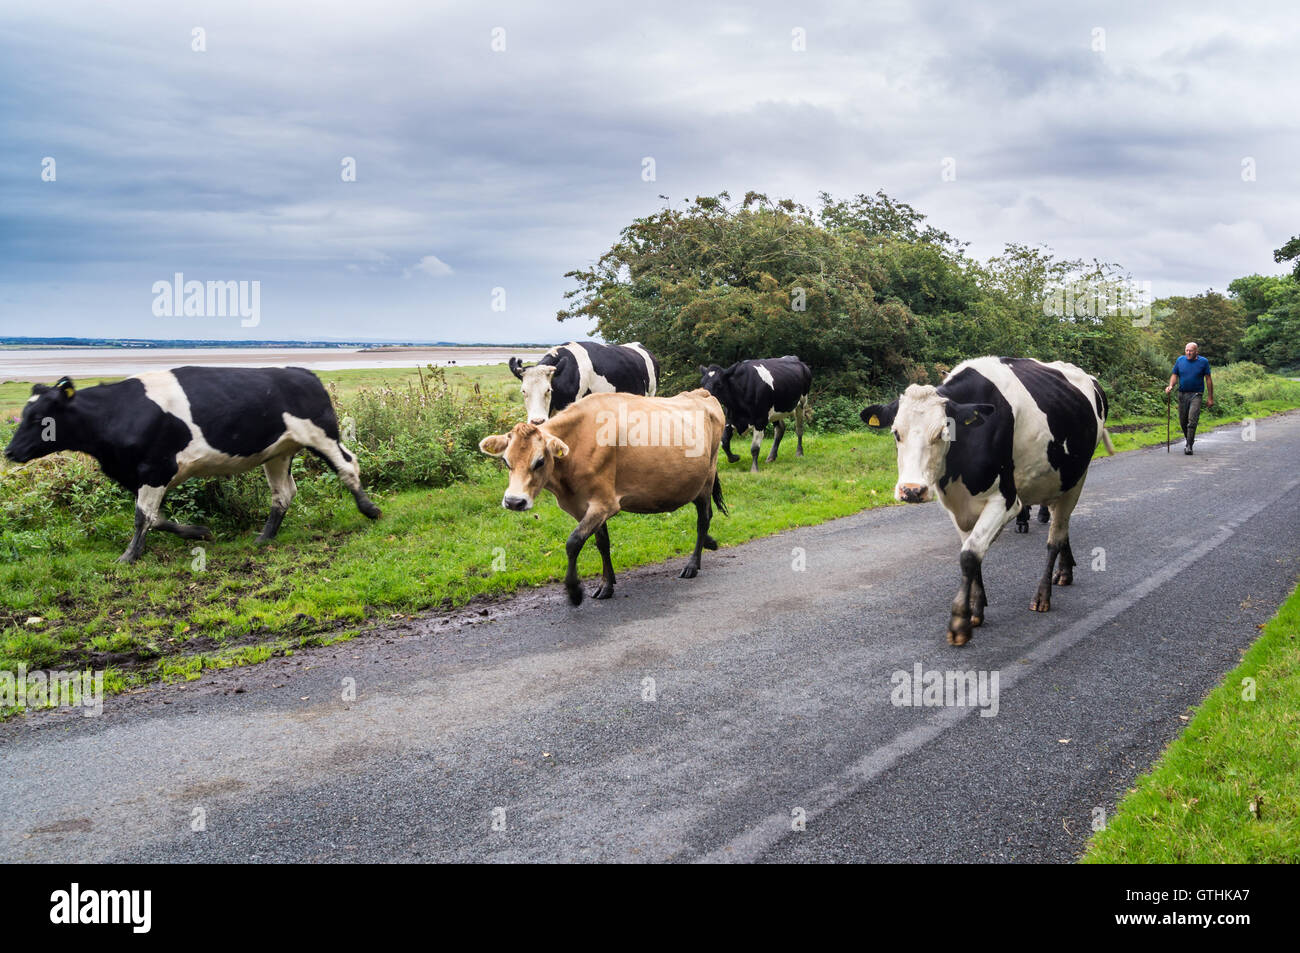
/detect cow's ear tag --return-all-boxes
[963,412,978,425]
[56,377,76,399]
[867,414,880,427]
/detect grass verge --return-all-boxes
[1082,580,1300,863]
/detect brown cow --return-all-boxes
[479,389,728,605]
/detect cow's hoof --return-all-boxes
[255,535,274,546]
[796,450,804,457]
[970,615,983,628]
[947,620,972,646]
[566,584,583,606]
[1038,509,1050,524]
[1030,590,1051,612]
[590,583,615,599]
[702,535,718,551]
[765,455,777,464]
[749,465,759,474]
[363,505,382,520]
[1014,521,1028,534]
[679,564,700,579]
[115,552,138,565]
[196,526,214,540]
[725,453,741,464]
[1053,571,1073,586]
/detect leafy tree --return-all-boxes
[558,192,922,394]
[1155,291,1246,363]
[1231,274,1300,370]
[1274,236,1300,281]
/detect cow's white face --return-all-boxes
[862,384,993,504]
[520,365,557,425]
[889,386,952,503]
[479,423,569,510]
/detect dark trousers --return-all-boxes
[1178,391,1203,446]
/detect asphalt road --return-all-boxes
[4,414,1299,863]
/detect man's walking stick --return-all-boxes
[1170,392,1180,455]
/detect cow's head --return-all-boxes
[478,422,570,511]
[699,364,736,417]
[4,378,78,464]
[517,364,557,426]
[862,384,993,503]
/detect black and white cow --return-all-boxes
[861,356,1113,645]
[509,341,659,425]
[699,356,812,472]
[3,366,381,563]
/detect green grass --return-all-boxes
[1082,581,1300,863]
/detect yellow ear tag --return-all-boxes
[868,415,879,427]
[61,384,75,398]
[964,414,978,425]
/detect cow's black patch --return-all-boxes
[1092,379,1108,422]
[999,358,1097,492]
[700,356,812,435]
[936,367,1017,508]
[173,366,339,458]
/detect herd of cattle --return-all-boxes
[3,340,1112,644]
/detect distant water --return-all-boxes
[0,346,546,381]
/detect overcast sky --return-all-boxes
[1,0,1297,343]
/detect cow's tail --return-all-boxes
[712,473,730,517]
[1093,377,1115,455]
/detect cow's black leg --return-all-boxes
[155,520,213,541]
[1038,505,1050,524]
[564,510,607,606]
[306,441,381,520]
[766,420,786,463]
[795,399,806,457]
[749,427,763,473]
[1031,542,1062,611]
[1054,537,1075,586]
[117,507,150,564]
[949,550,980,645]
[722,424,740,463]
[1015,505,1030,533]
[680,496,713,579]
[590,522,616,599]
[117,486,167,564]
[970,562,988,627]
[258,454,297,543]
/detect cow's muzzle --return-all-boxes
[528,417,546,426]
[897,483,929,504]
[502,494,532,511]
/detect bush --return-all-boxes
[333,366,516,490]
[808,393,868,432]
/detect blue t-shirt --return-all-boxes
[1173,355,1211,392]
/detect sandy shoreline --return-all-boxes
[0,346,550,381]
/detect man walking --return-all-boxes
[1165,341,1214,454]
